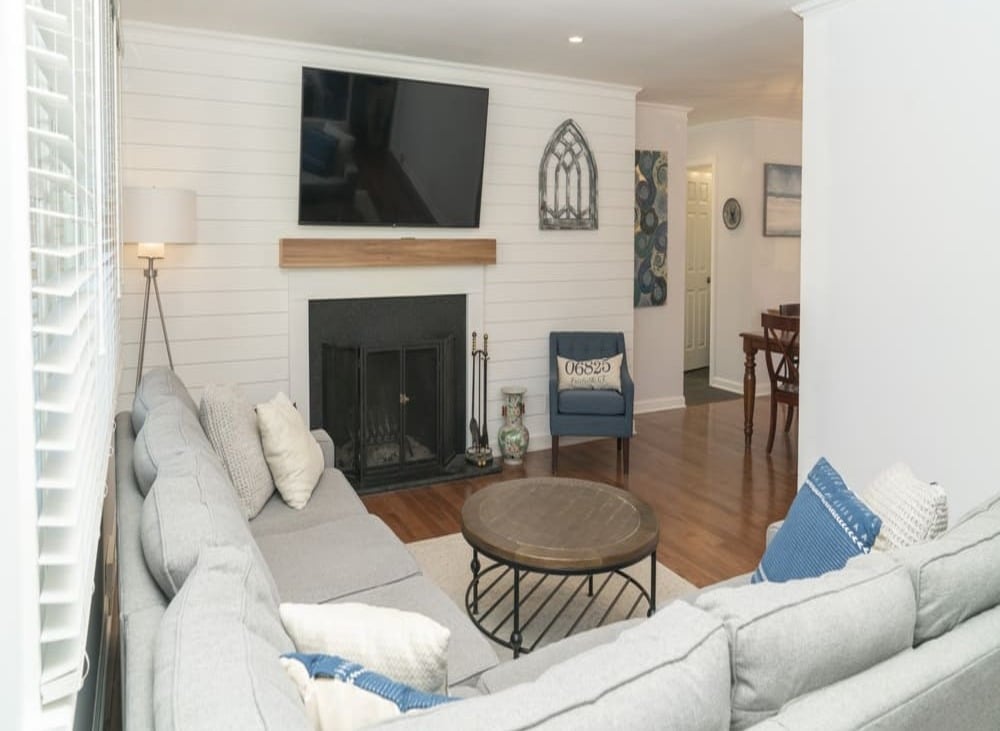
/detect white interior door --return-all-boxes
[685,167,712,371]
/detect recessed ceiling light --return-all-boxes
[568,35,584,44]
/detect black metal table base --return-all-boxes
[466,549,656,658]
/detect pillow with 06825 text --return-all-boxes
[557,353,623,392]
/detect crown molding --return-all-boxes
[636,100,693,115]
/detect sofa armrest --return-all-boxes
[310,428,335,468]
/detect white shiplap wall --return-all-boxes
[119,22,637,449]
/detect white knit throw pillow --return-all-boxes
[199,383,274,519]
[859,462,948,552]
[279,602,450,694]
[256,392,324,510]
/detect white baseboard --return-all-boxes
[711,376,770,398]
[635,396,687,414]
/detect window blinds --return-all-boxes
[25,0,120,725]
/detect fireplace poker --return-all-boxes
[480,333,489,449]
[469,331,480,449]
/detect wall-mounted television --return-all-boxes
[298,67,489,228]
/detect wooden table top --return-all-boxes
[461,478,659,572]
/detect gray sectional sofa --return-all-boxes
[118,368,1000,730]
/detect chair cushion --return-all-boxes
[140,450,256,598]
[752,457,882,583]
[893,508,1000,644]
[132,366,199,434]
[133,401,215,497]
[253,515,420,604]
[199,383,275,519]
[558,389,626,416]
[696,553,916,730]
[154,545,307,731]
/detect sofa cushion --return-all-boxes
[133,401,215,496]
[859,462,948,551]
[256,392,325,509]
[695,552,915,730]
[122,605,164,731]
[140,450,256,597]
[893,508,1000,644]
[476,618,642,694]
[377,601,731,731]
[279,602,450,694]
[154,545,307,731]
[199,383,274,519]
[131,366,199,434]
[254,515,420,604]
[342,575,499,687]
[557,389,626,416]
[249,468,367,538]
[753,457,881,583]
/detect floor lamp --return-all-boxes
[123,187,196,392]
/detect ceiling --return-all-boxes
[120,0,803,124]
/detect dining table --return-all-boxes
[739,313,800,449]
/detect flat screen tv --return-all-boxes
[298,67,489,227]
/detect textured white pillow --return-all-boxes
[860,462,948,552]
[281,655,452,730]
[279,602,450,694]
[256,392,324,510]
[199,383,274,519]
[556,353,623,391]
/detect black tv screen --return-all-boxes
[298,67,489,227]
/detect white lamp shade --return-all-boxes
[123,187,196,244]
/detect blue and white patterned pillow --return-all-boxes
[752,458,882,583]
[281,652,456,728]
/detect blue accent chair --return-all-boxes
[549,331,635,474]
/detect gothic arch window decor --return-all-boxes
[538,119,598,230]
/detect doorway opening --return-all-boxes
[684,164,737,407]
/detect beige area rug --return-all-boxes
[407,532,695,657]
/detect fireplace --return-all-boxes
[308,295,467,492]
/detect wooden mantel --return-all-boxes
[278,237,497,268]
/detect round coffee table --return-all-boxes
[461,477,659,657]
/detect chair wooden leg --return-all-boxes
[623,438,630,474]
[617,437,622,453]
[784,404,795,433]
[766,398,778,453]
[551,436,559,474]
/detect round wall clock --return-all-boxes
[723,198,742,230]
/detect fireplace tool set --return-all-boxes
[467,331,493,467]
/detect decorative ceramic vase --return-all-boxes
[497,386,529,465]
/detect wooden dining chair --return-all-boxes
[761,312,800,453]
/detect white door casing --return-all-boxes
[685,168,712,371]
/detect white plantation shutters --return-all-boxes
[25,0,120,725]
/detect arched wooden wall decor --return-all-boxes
[538,119,598,230]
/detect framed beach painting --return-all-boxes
[763,163,801,237]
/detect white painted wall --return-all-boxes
[687,117,801,394]
[797,0,1000,519]
[633,102,690,412]
[119,22,637,451]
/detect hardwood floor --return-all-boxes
[364,396,799,587]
